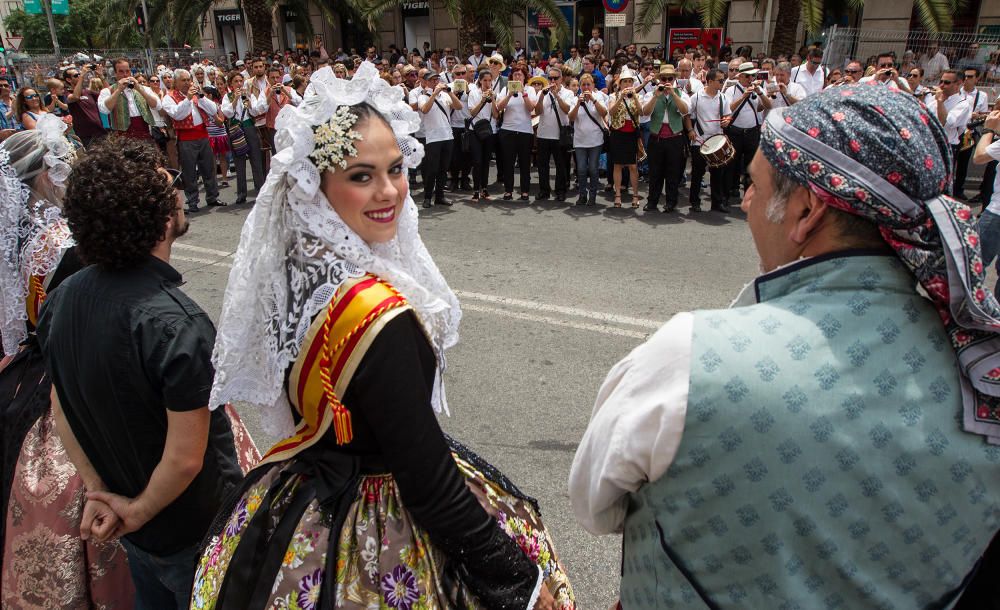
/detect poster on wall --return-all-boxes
[527,3,575,57]
[668,28,724,56]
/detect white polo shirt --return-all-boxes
[448,81,472,129]
[468,85,498,133]
[498,86,538,134]
[789,64,826,97]
[417,88,454,144]
[572,91,609,149]
[688,89,731,145]
[932,92,973,146]
[727,83,764,129]
[536,87,576,140]
[767,82,807,110]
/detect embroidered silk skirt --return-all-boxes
[191,437,576,610]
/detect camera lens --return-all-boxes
[657,85,665,91]
[127,83,135,89]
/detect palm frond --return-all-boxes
[697,0,728,28]
[635,0,669,37]
[912,0,953,33]
[342,0,405,33]
[798,0,823,34]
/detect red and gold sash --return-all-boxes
[26,275,46,327]
[260,275,410,465]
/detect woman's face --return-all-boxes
[479,72,493,89]
[334,66,347,78]
[24,89,39,107]
[320,117,408,245]
[511,70,525,83]
[231,75,244,90]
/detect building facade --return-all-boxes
[197,0,1000,59]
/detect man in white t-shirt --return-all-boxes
[534,66,577,201]
[407,68,428,185]
[685,68,732,211]
[955,67,990,199]
[418,72,463,207]
[921,43,950,85]
[972,110,1000,294]
[931,69,973,159]
[447,64,473,192]
[767,62,807,110]
[788,48,826,97]
[468,43,486,71]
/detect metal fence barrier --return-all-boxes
[821,25,1000,98]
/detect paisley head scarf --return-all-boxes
[760,83,1000,444]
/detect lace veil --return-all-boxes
[0,114,76,353]
[210,62,461,438]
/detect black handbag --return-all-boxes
[473,118,493,141]
[551,93,574,149]
[462,119,475,152]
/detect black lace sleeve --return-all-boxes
[345,310,539,609]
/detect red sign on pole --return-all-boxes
[667,28,724,56]
[603,0,628,13]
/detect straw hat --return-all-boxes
[618,65,637,82]
[737,61,759,75]
[658,64,677,77]
[487,53,507,72]
[527,75,549,88]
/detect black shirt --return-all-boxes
[36,255,241,554]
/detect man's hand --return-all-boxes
[985,110,1000,132]
[188,85,199,98]
[80,498,120,543]
[86,490,153,538]
[721,116,732,128]
[117,77,133,88]
[532,586,557,610]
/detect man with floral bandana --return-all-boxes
[572,84,1000,608]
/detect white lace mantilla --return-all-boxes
[210,62,460,438]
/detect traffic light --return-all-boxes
[135,6,145,34]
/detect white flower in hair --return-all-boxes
[308,105,364,172]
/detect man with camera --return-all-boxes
[858,53,909,90]
[98,58,161,139]
[640,64,689,213]
[65,65,106,147]
[418,72,463,207]
[447,63,474,192]
[534,67,576,202]
[160,69,225,213]
[262,65,300,153]
[726,62,771,205]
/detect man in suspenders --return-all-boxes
[725,62,771,203]
[955,67,989,200]
[685,69,732,212]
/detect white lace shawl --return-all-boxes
[209,62,461,438]
[0,116,76,353]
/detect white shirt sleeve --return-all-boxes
[97,87,112,115]
[250,92,268,116]
[986,140,1000,162]
[569,312,693,535]
[947,99,973,131]
[160,93,192,120]
[141,86,160,109]
[197,96,218,116]
[287,88,303,106]
[221,94,235,118]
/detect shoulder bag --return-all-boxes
[225,93,250,157]
[581,98,610,151]
[551,92,574,149]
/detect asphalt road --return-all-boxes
[172,174,761,609]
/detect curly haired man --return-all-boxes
[35,139,242,609]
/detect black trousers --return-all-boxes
[500,130,532,194]
[647,134,686,208]
[690,145,728,208]
[422,139,453,201]
[725,125,760,197]
[955,140,975,196]
[981,160,998,204]
[178,138,220,207]
[471,133,497,191]
[536,137,570,196]
[449,127,472,181]
[232,121,266,202]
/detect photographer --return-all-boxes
[859,52,910,90]
[97,58,161,140]
[447,64,473,192]
[725,62,771,203]
[534,67,576,202]
[568,73,608,206]
[497,66,539,201]
[640,64,689,213]
[468,69,500,201]
[418,71,463,207]
[63,64,107,146]
[160,68,225,212]
[262,65,300,153]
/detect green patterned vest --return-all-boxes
[647,92,683,135]
[107,82,155,132]
[621,253,1000,609]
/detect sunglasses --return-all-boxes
[940,79,955,85]
[965,74,977,79]
[661,76,675,81]
[549,74,561,79]
[845,68,861,74]
[24,94,38,100]
[878,63,894,68]
[454,71,467,75]
[909,73,921,78]
[0,84,10,89]
[165,168,182,189]
[810,60,822,66]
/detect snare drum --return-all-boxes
[700,134,735,169]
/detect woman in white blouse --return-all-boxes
[496,66,538,201]
[468,69,500,201]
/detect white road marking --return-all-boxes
[461,304,648,339]
[173,244,660,338]
[454,290,662,329]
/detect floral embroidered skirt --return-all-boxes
[192,437,575,610]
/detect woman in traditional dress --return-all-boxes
[0,114,134,608]
[192,61,575,610]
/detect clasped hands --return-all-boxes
[79,490,152,544]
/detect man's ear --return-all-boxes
[787,187,829,245]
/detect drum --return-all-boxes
[700,134,735,168]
